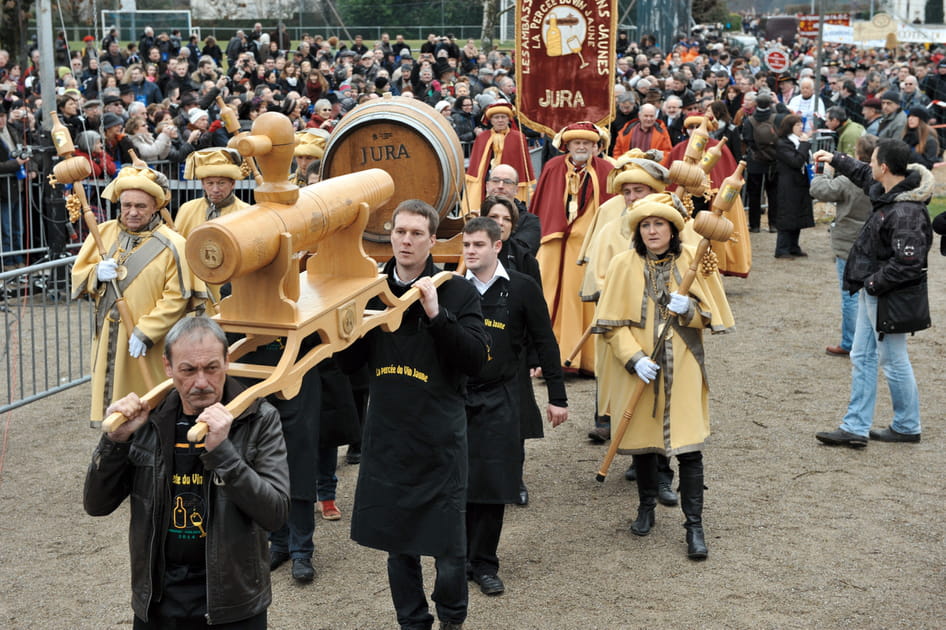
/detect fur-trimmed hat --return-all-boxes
[183,148,244,181]
[684,115,718,131]
[551,121,601,150]
[608,149,668,194]
[481,101,514,125]
[294,128,330,158]
[101,166,171,209]
[626,195,686,234]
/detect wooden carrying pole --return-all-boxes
[48,113,156,391]
[102,271,453,439]
[101,112,455,442]
[563,324,593,368]
[595,161,745,482]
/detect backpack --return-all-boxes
[748,114,778,162]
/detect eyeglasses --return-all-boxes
[487,177,516,185]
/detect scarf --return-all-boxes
[488,128,508,172]
[204,192,236,221]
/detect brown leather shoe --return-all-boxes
[587,426,610,442]
[825,345,850,356]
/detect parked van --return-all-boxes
[764,15,799,44]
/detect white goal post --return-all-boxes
[100,10,194,42]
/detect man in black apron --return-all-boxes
[338,200,489,630]
[461,217,568,596]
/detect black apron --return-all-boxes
[466,279,523,504]
[236,335,321,502]
[350,296,469,558]
[317,358,361,449]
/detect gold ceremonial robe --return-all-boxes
[72,220,204,423]
[594,245,733,455]
[175,195,250,307]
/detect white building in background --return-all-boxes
[190,0,303,20]
[885,0,931,23]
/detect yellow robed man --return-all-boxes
[72,166,206,423]
[290,128,330,186]
[175,148,250,308]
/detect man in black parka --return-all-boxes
[339,200,489,630]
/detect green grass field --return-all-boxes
[929,197,946,218]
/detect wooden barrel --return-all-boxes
[320,96,464,242]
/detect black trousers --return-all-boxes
[466,502,506,576]
[387,553,467,630]
[746,168,778,229]
[775,229,801,256]
[631,453,675,485]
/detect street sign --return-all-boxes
[765,49,790,73]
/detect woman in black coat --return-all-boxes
[902,107,940,170]
[773,114,814,258]
[201,36,223,66]
[709,100,742,162]
[451,96,478,156]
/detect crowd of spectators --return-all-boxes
[3,19,946,269]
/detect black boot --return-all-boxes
[656,454,678,506]
[678,452,707,560]
[630,454,658,536]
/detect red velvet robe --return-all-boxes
[533,155,614,373]
[463,128,535,212]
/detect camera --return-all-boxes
[9,144,33,160]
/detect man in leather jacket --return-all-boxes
[813,139,932,449]
[84,316,290,628]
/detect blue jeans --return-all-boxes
[269,498,315,559]
[840,292,921,437]
[316,445,338,502]
[835,257,859,351]
[1,200,25,267]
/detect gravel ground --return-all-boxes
[1,222,944,629]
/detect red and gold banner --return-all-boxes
[516,0,617,137]
[798,13,850,37]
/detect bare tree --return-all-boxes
[480,0,501,50]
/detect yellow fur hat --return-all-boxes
[101,166,171,209]
[626,194,686,234]
[551,121,601,150]
[481,102,515,126]
[608,149,669,194]
[294,128,330,158]
[183,148,244,181]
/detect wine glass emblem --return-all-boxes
[543,8,589,68]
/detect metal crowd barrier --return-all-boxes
[1,256,95,414]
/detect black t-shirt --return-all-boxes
[158,415,209,619]
[165,415,207,565]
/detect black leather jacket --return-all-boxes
[83,377,289,625]
[831,153,933,296]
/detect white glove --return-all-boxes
[634,357,660,384]
[128,335,147,358]
[668,292,690,315]
[97,258,119,282]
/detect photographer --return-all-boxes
[0,101,28,269]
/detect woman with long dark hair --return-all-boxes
[901,107,940,169]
